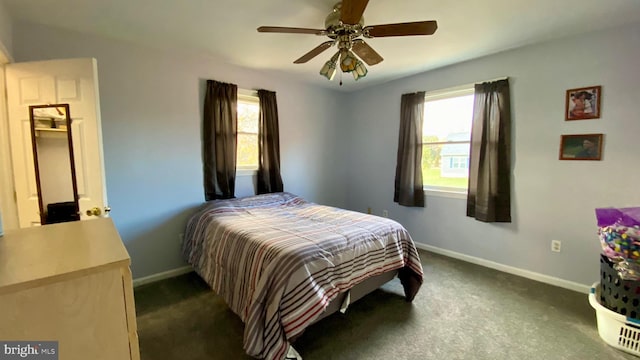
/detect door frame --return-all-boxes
[0,48,19,230]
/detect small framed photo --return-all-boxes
[559,134,603,160]
[565,85,601,120]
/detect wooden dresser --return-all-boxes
[0,218,140,360]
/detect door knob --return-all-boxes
[86,207,102,216]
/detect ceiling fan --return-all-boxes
[257,0,437,82]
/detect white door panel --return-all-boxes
[6,58,108,227]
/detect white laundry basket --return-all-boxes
[590,282,640,357]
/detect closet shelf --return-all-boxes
[35,127,67,132]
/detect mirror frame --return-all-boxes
[29,103,80,225]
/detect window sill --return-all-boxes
[424,188,467,200]
[236,169,257,177]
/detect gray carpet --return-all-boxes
[134,250,636,359]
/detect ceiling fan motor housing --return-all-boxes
[325,2,364,39]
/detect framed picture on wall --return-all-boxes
[559,134,603,160]
[565,85,602,120]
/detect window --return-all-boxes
[422,86,474,194]
[237,93,259,172]
[449,156,469,169]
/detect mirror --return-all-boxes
[29,104,80,225]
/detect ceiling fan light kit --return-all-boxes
[320,52,339,80]
[352,59,368,80]
[257,0,437,83]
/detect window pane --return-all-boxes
[237,96,259,169]
[423,94,474,142]
[422,144,469,189]
[237,134,258,167]
[422,92,473,191]
[238,101,259,133]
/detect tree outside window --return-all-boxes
[237,96,259,170]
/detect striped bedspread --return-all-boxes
[182,192,423,360]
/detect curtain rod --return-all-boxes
[440,76,510,90]
[418,76,510,97]
[477,76,509,84]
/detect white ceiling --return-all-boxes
[4,0,640,91]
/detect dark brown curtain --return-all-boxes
[257,89,284,194]
[203,80,237,200]
[467,79,511,222]
[394,92,425,207]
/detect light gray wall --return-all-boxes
[343,22,640,286]
[0,0,12,59]
[10,18,640,287]
[11,21,349,278]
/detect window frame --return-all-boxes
[236,90,259,175]
[421,85,475,198]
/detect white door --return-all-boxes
[6,58,108,227]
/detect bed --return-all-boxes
[182,192,423,360]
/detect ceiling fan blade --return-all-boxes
[352,39,383,66]
[293,41,334,64]
[257,26,326,35]
[340,0,370,25]
[365,21,438,37]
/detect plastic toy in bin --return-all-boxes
[596,207,640,280]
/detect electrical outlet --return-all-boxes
[551,240,561,253]
[382,210,389,218]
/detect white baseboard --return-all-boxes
[414,243,590,294]
[133,266,193,288]
[132,246,590,294]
